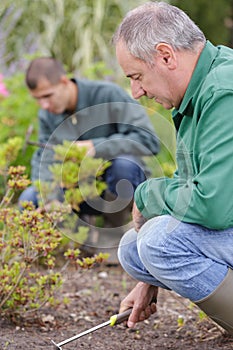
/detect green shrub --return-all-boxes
[0,173,108,318]
[0,139,109,318]
[50,140,111,212]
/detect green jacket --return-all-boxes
[135,41,233,230]
[31,79,159,181]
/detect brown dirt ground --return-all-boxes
[1,262,233,350]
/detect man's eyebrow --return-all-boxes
[36,92,54,99]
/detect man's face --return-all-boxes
[116,41,178,110]
[29,77,69,114]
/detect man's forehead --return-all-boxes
[36,77,55,89]
[30,78,57,98]
[116,42,147,76]
[116,40,129,57]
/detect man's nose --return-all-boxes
[38,98,50,110]
[131,80,146,99]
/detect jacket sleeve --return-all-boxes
[135,91,233,230]
[92,97,159,159]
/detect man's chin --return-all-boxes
[49,108,64,115]
[155,99,173,110]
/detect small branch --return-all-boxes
[0,188,14,208]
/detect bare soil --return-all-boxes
[1,263,233,350]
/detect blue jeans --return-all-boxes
[18,155,146,214]
[118,215,233,302]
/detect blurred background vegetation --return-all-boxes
[1,0,233,75]
[0,0,232,181]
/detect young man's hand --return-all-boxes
[75,140,96,157]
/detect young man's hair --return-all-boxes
[25,57,66,89]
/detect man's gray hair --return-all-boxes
[113,1,206,63]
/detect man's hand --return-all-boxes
[75,140,96,157]
[132,201,147,232]
[119,282,158,328]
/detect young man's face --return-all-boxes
[29,77,69,114]
[116,41,178,110]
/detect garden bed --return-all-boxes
[1,263,233,350]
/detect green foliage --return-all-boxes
[1,165,31,208]
[53,140,87,163]
[177,314,185,327]
[140,98,177,179]
[0,137,30,201]
[0,157,64,316]
[84,61,115,81]
[0,73,38,176]
[1,0,145,75]
[0,201,63,316]
[0,142,60,316]
[0,139,109,318]
[64,250,109,269]
[0,73,38,140]
[0,137,23,173]
[171,0,232,46]
[1,0,233,77]
[49,140,111,212]
[0,193,108,317]
[198,310,207,321]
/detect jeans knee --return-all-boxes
[18,185,38,209]
[137,216,181,274]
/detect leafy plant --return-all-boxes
[0,145,63,316]
[0,139,109,318]
[49,140,111,213]
[0,174,108,317]
[0,136,27,200]
[0,202,64,315]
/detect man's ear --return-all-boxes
[155,43,177,69]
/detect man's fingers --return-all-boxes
[139,310,146,322]
[139,304,157,321]
[144,305,152,319]
[127,302,157,327]
[127,320,136,328]
[120,284,158,328]
[151,302,157,314]
[127,305,141,327]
